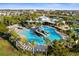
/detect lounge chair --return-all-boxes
[42,49,45,52]
[37,49,39,51]
[39,49,41,51]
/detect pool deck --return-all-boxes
[16,40,47,53]
[56,31,68,40]
[8,24,68,40]
[8,24,68,53]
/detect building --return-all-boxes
[38,15,50,22]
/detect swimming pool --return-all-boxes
[20,26,62,45]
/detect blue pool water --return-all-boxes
[20,26,62,45]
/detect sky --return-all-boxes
[0,3,79,10]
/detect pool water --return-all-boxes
[20,26,62,45]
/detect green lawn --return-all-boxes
[0,38,21,56]
[0,38,44,56]
[0,38,33,56]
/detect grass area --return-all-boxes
[0,38,20,56]
[0,38,34,56]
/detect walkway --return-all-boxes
[15,40,47,53]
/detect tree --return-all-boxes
[71,41,79,52]
[10,31,19,40]
[30,40,36,55]
[44,38,51,55]
[47,40,70,56]
[45,38,51,46]
[0,22,8,33]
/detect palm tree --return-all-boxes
[45,38,51,45]
[44,38,51,56]
[30,40,36,55]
